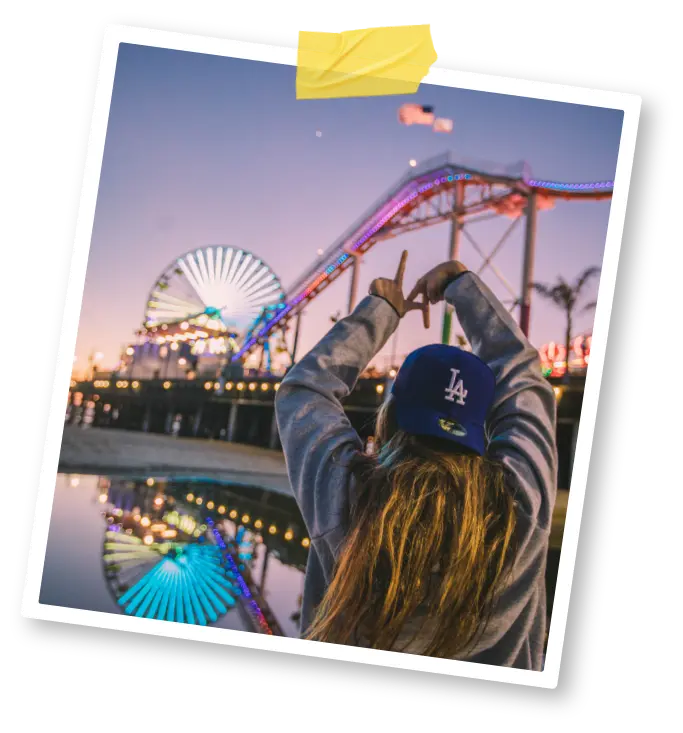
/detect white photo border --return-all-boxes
[21,24,642,690]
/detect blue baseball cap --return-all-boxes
[390,344,496,455]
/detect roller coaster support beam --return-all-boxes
[442,180,465,344]
[260,547,270,594]
[520,191,538,337]
[346,248,362,314]
[291,314,302,365]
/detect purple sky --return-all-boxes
[75,43,623,373]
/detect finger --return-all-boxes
[406,278,425,302]
[394,250,408,287]
[427,281,441,304]
[405,298,430,329]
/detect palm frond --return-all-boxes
[531,282,557,299]
[574,266,601,295]
[532,282,569,309]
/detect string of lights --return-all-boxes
[184,491,309,547]
[526,178,614,190]
[206,516,273,635]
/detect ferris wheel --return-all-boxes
[103,529,239,625]
[144,246,285,333]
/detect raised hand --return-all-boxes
[369,250,430,328]
[408,260,468,305]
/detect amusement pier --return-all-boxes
[60,154,611,636]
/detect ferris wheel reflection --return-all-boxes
[98,476,308,634]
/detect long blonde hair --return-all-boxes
[305,396,517,658]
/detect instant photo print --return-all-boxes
[22,25,641,688]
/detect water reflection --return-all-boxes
[40,474,307,637]
[104,529,238,625]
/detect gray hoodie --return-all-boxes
[275,272,558,670]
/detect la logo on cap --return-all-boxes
[445,368,468,406]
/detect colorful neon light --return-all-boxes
[206,517,273,635]
[539,335,592,377]
[235,525,255,562]
[527,179,614,190]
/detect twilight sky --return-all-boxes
[74,43,623,373]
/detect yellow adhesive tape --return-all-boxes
[296,25,437,100]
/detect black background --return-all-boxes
[18,18,664,716]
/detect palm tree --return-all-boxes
[532,266,600,380]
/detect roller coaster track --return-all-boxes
[234,152,613,360]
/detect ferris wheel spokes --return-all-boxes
[143,245,286,343]
[148,290,205,321]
